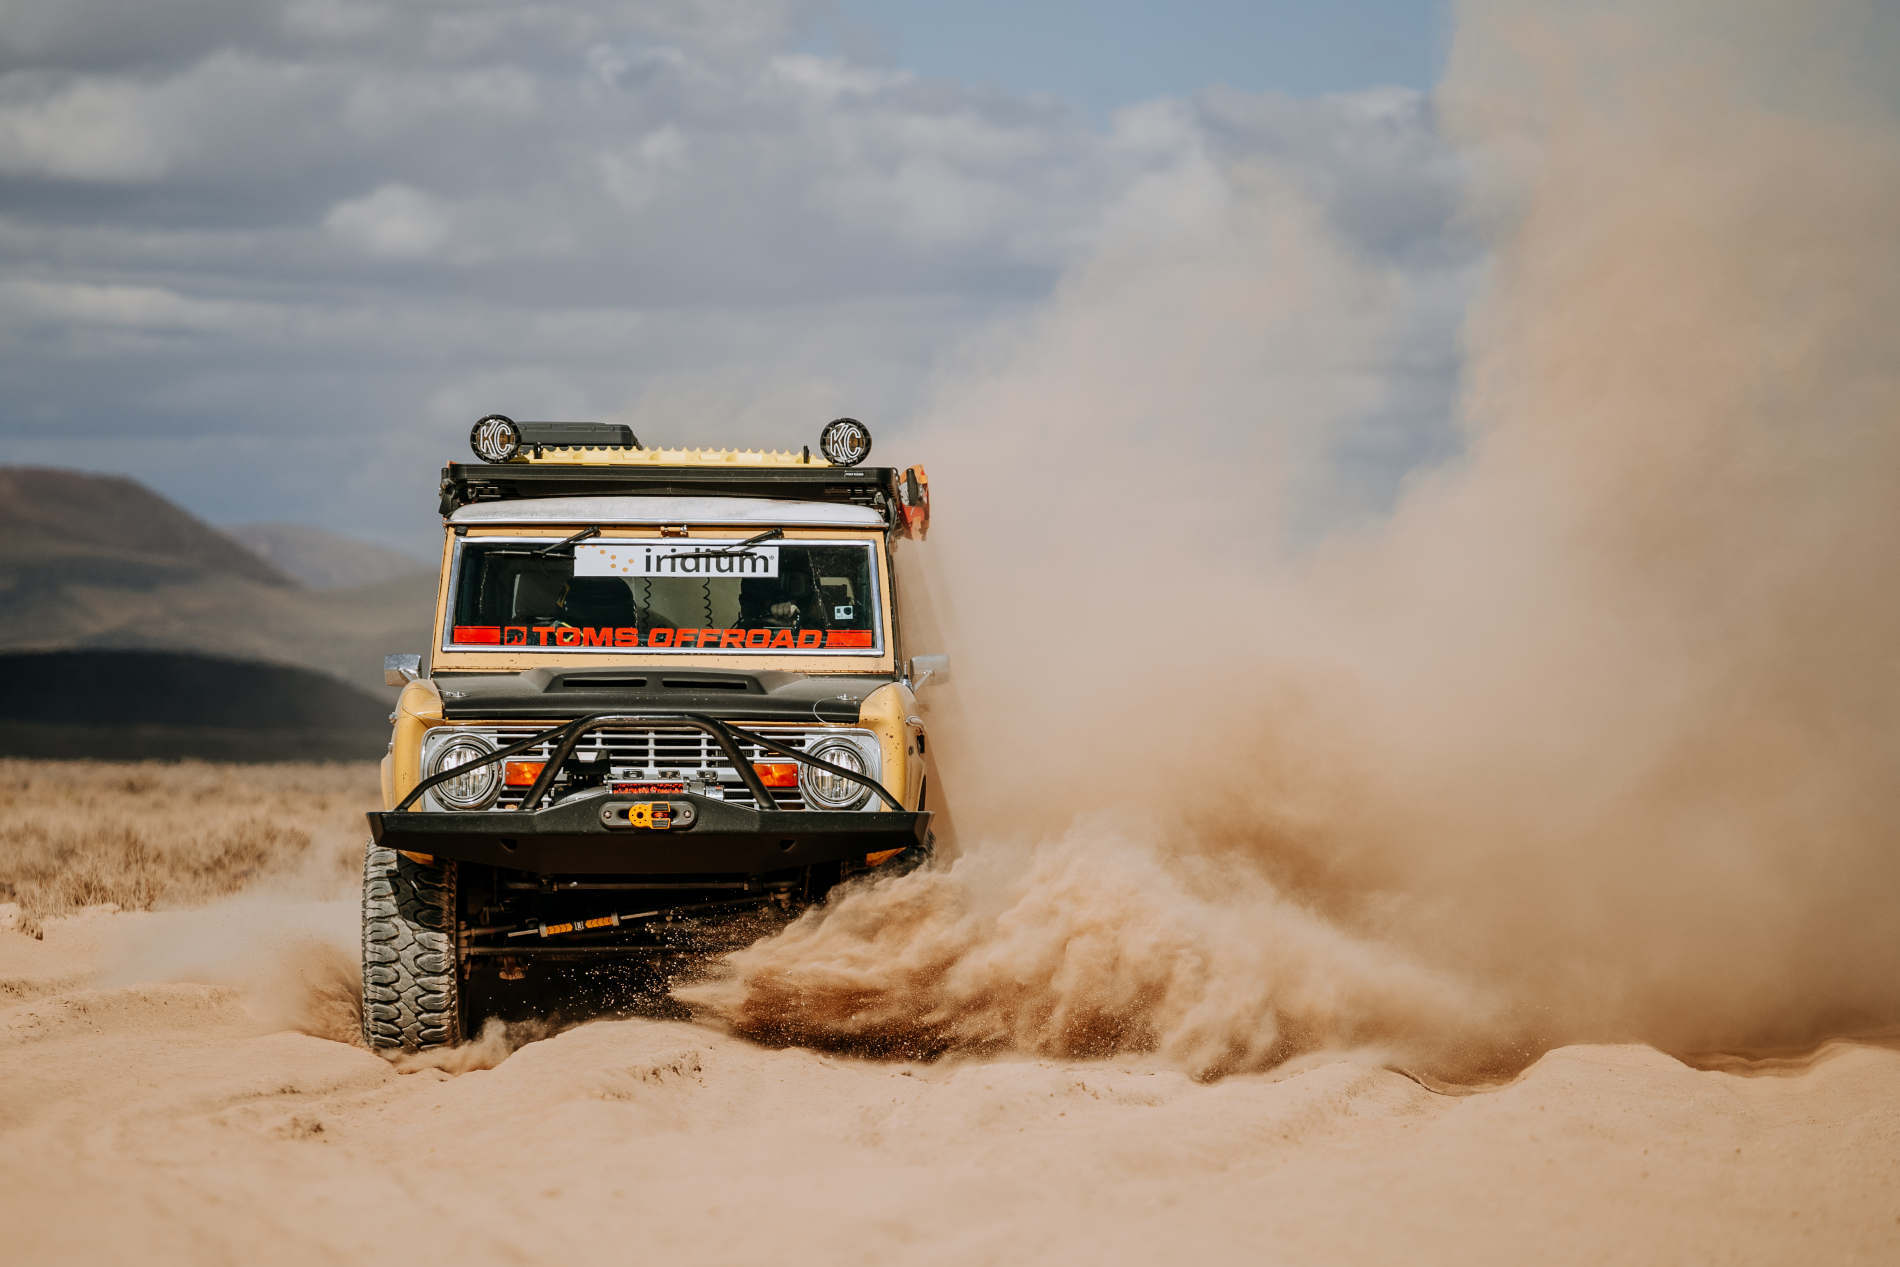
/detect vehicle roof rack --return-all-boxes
[443,415,927,537]
[438,461,898,520]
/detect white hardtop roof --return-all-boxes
[448,494,887,529]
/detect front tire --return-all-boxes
[361,844,461,1051]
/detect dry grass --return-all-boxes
[0,759,376,937]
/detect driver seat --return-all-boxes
[561,578,639,627]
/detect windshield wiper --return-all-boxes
[533,526,601,557]
[530,525,780,562]
[662,528,784,561]
[719,527,784,552]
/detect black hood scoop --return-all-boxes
[551,670,759,693]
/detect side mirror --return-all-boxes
[384,653,423,687]
[909,654,950,691]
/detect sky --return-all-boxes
[0,0,1461,553]
[820,1,1446,113]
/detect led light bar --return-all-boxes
[470,414,640,463]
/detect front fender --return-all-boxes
[385,677,446,811]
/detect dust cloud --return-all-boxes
[98,897,365,1043]
[395,1017,562,1074]
[685,0,1900,1076]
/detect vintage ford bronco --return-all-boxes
[364,417,942,1051]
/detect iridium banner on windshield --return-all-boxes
[574,543,780,578]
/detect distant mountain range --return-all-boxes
[233,521,434,590]
[0,466,297,588]
[0,466,437,706]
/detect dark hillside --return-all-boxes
[0,649,389,762]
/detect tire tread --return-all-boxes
[360,844,460,1051]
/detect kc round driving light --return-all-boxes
[797,736,874,810]
[818,417,872,467]
[470,414,522,463]
[428,734,500,810]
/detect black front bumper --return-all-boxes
[368,789,931,877]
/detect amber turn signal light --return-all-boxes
[753,762,799,788]
[503,760,547,788]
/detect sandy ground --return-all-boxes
[3,904,1896,1266]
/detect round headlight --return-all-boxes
[818,417,872,467]
[470,413,521,463]
[429,734,500,810]
[797,737,874,810]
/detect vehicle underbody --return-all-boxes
[363,710,931,1048]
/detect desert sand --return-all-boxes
[3,899,1897,1267]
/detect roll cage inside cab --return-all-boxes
[362,416,942,1052]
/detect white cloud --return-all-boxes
[0,76,170,180]
[340,64,541,138]
[597,125,688,209]
[0,279,266,334]
[323,183,452,258]
[768,52,912,101]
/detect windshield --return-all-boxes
[443,537,882,654]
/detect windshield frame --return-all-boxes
[431,525,894,668]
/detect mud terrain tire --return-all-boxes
[361,843,460,1051]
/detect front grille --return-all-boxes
[451,724,878,811]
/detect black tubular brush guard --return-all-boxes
[368,712,929,877]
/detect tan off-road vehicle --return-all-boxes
[364,417,941,1051]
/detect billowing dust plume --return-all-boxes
[684,0,1900,1077]
[99,897,366,1043]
